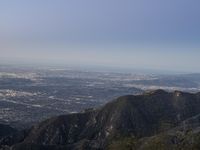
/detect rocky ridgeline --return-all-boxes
[1,90,200,150]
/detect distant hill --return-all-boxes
[0,124,17,138]
[1,90,200,150]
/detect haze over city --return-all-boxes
[1,1,200,150]
[1,0,200,72]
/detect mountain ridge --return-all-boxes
[1,90,200,150]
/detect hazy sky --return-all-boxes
[0,0,200,72]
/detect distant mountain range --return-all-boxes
[1,90,200,150]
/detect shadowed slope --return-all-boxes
[2,90,200,150]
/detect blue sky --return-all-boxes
[0,0,200,72]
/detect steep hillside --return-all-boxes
[1,90,200,150]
